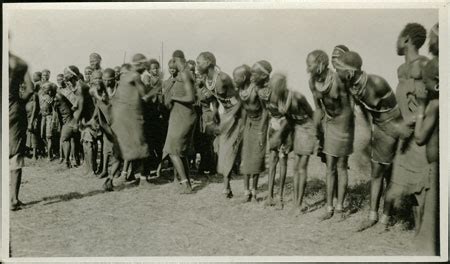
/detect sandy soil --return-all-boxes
[10,116,420,257]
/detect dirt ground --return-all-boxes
[10,116,421,257]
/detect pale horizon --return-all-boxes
[7,8,437,103]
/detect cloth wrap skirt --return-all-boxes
[240,111,268,174]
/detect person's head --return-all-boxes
[429,23,439,56]
[114,66,121,80]
[334,51,363,84]
[120,63,132,78]
[41,69,51,82]
[196,52,216,75]
[233,64,252,89]
[186,60,196,75]
[331,45,349,69]
[306,50,329,78]
[42,82,57,97]
[84,66,93,83]
[33,72,42,83]
[64,65,81,84]
[131,53,147,74]
[422,58,439,99]
[268,73,288,99]
[148,59,160,76]
[172,50,186,71]
[251,60,272,85]
[103,68,116,89]
[168,59,178,77]
[56,74,65,88]
[89,52,102,69]
[396,23,427,56]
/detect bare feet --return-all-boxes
[179,182,193,194]
[335,209,347,222]
[97,171,108,179]
[319,210,334,222]
[242,191,251,203]
[11,200,25,211]
[223,189,233,199]
[251,190,258,203]
[356,219,378,232]
[103,178,113,192]
[264,197,276,207]
[275,198,284,210]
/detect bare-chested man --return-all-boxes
[382,23,430,232]
[196,52,239,196]
[334,51,412,231]
[39,82,58,161]
[9,52,34,211]
[59,66,91,168]
[89,52,103,76]
[414,57,439,256]
[238,61,271,202]
[307,49,355,220]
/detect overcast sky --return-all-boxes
[6,7,437,103]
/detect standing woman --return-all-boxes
[161,50,198,194]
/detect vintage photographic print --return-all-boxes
[2,1,448,262]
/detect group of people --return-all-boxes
[9,22,439,255]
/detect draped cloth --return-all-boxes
[216,101,244,177]
[110,72,149,161]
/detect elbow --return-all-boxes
[414,134,427,146]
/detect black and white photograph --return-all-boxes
[2,1,448,262]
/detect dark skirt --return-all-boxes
[9,101,27,158]
[240,111,268,174]
[162,102,197,157]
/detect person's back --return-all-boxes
[9,54,28,103]
[113,71,142,112]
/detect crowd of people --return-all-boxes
[9,22,439,255]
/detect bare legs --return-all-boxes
[293,154,310,213]
[169,154,192,194]
[10,169,23,210]
[321,155,349,220]
[357,161,391,232]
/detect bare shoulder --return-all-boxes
[368,74,390,88]
[426,99,439,113]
